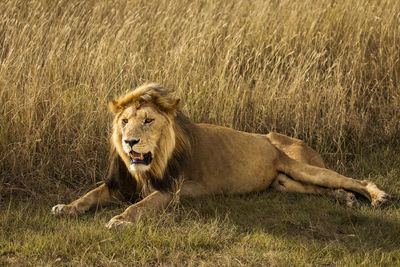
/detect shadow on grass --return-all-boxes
[178,190,400,253]
[2,191,399,266]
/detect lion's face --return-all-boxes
[110,84,180,176]
[118,105,175,173]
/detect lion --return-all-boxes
[51,83,390,229]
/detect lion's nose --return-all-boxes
[124,139,140,147]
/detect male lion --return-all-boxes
[52,84,389,228]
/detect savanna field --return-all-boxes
[1,0,400,265]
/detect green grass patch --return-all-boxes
[2,179,400,266]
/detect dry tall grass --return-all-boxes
[1,0,399,198]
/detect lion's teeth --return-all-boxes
[129,151,145,160]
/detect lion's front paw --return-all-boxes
[51,204,79,216]
[105,215,134,229]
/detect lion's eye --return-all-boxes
[122,118,128,125]
[144,118,154,124]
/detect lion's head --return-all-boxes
[109,84,191,190]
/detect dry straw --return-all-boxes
[0,0,399,198]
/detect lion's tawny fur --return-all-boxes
[51,83,389,228]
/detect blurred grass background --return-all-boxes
[0,0,399,199]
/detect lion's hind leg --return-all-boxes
[276,153,389,207]
[271,174,358,207]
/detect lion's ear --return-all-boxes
[154,95,181,113]
[109,100,121,114]
[141,90,181,113]
[171,98,180,110]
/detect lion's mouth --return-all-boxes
[129,150,152,165]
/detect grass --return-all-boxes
[1,0,400,265]
[1,151,400,266]
[1,193,400,266]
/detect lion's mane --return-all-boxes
[105,85,193,199]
